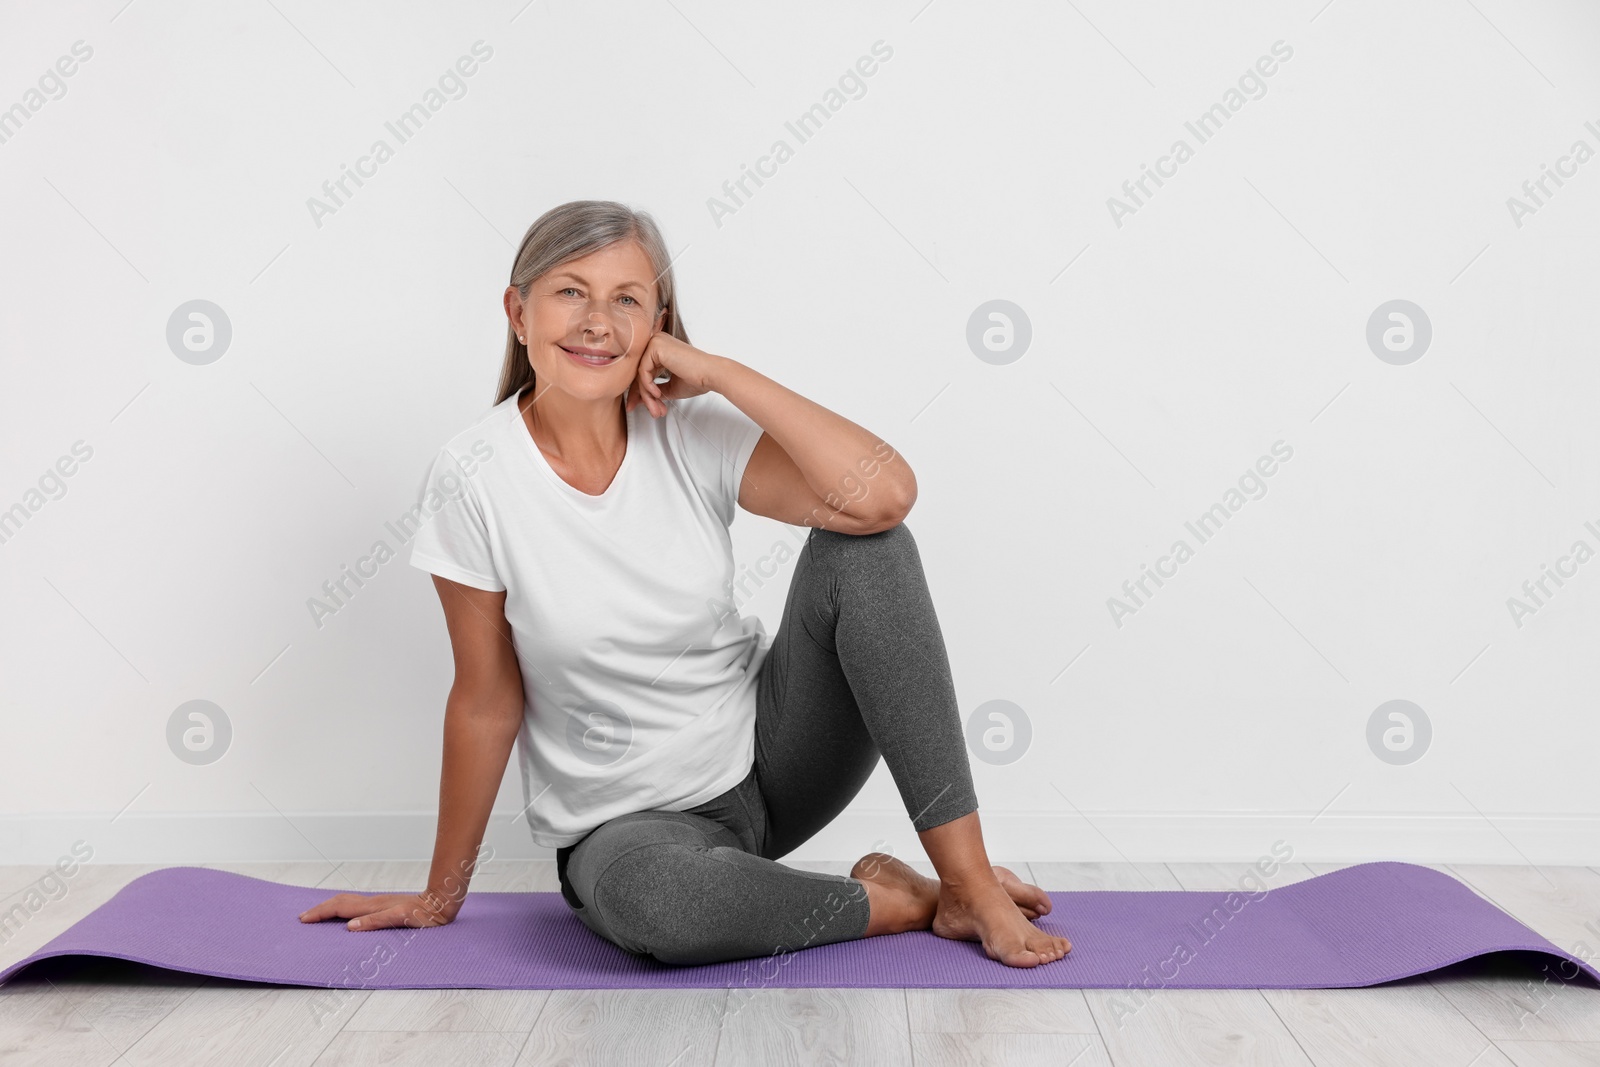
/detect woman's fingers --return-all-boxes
[298,892,366,923]
[297,892,400,925]
[345,903,407,931]
[351,900,451,931]
[298,892,451,931]
[628,378,656,414]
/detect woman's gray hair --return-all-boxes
[494,200,687,405]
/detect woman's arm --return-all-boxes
[298,575,523,930]
[629,334,916,535]
[707,356,917,535]
[425,575,525,916]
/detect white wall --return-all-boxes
[4,0,1599,869]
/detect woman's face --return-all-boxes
[514,239,665,403]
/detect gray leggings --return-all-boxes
[554,521,979,966]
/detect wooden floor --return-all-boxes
[1,859,1597,1066]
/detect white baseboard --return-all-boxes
[6,810,1600,867]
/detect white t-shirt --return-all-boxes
[406,385,771,848]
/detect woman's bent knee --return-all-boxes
[588,842,754,965]
[808,521,918,573]
[811,519,911,548]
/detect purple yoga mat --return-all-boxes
[2,862,1595,991]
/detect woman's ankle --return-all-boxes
[935,866,1005,894]
[916,810,998,888]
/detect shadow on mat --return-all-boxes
[3,955,304,991]
[1363,949,1600,991]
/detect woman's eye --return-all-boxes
[560,287,581,297]
[619,295,637,306]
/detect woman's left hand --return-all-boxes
[627,332,723,418]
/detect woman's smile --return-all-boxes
[559,343,622,367]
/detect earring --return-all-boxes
[518,335,525,343]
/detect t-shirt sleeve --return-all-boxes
[675,391,765,527]
[406,446,506,592]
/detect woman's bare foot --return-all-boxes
[992,866,1052,921]
[931,869,1072,968]
[852,852,939,936]
[849,854,1058,939]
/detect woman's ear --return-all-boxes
[504,285,527,339]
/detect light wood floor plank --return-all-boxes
[1412,865,1600,1043]
[316,863,432,894]
[0,866,51,907]
[0,965,127,1067]
[467,860,559,893]
[1260,984,1516,1067]
[1443,865,1600,950]
[905,988,1096,1034]
[311,1029,526,1066]
[911,1031,1111,1066]
[1030,862,1182,891]
[1496,1039,1600,1066]
[714,988,910,1066]
[120,978,372,1066]
[1084,988,1317,1066]
[1164,862,1318,891]
[514,989,725,1066]
[1422,961,1600,1044]
[43,958,204,1055]
[343,988,545,1035]
[209,860,559,895]
[200,862,345,889]
[314,861,557,897]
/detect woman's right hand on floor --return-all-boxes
[297,891,458,931]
